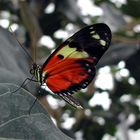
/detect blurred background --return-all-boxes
[0,0,140,140]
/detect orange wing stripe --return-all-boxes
[46,68,88,93]
[43,57,94,76]
[42,57,95,93]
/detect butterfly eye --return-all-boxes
[30,68,35,75]
[30,64,37,75]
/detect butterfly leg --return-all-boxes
[10,76,38,94]
[28,97,38,115]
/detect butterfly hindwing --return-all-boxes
[43,57,96,93]
[58,93,83,109]
[40,23,111,108]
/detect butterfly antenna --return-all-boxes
[9,27,34,63]
[28,98,38,115]
[33,30,37,63]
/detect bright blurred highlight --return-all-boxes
[39,35,55,49]
[77,0,103,16]
[95,66,113,90]
[89,91,111,110]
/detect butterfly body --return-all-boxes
[30,23,112,108]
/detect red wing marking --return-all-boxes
[46,67,88,93]
[43,57,95,93]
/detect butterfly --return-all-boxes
[30,23,112,109]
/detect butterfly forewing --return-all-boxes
[40,23,111,108]
[70,23,111,60]
[42,23,111,69]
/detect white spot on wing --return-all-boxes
[89,26,94,29]
[92,34,100,39]
[88,69,91,73]
[90,30,95,34]
[90,30,100,39]
[100,40,106,46]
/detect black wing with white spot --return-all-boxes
[68,23,112,63]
